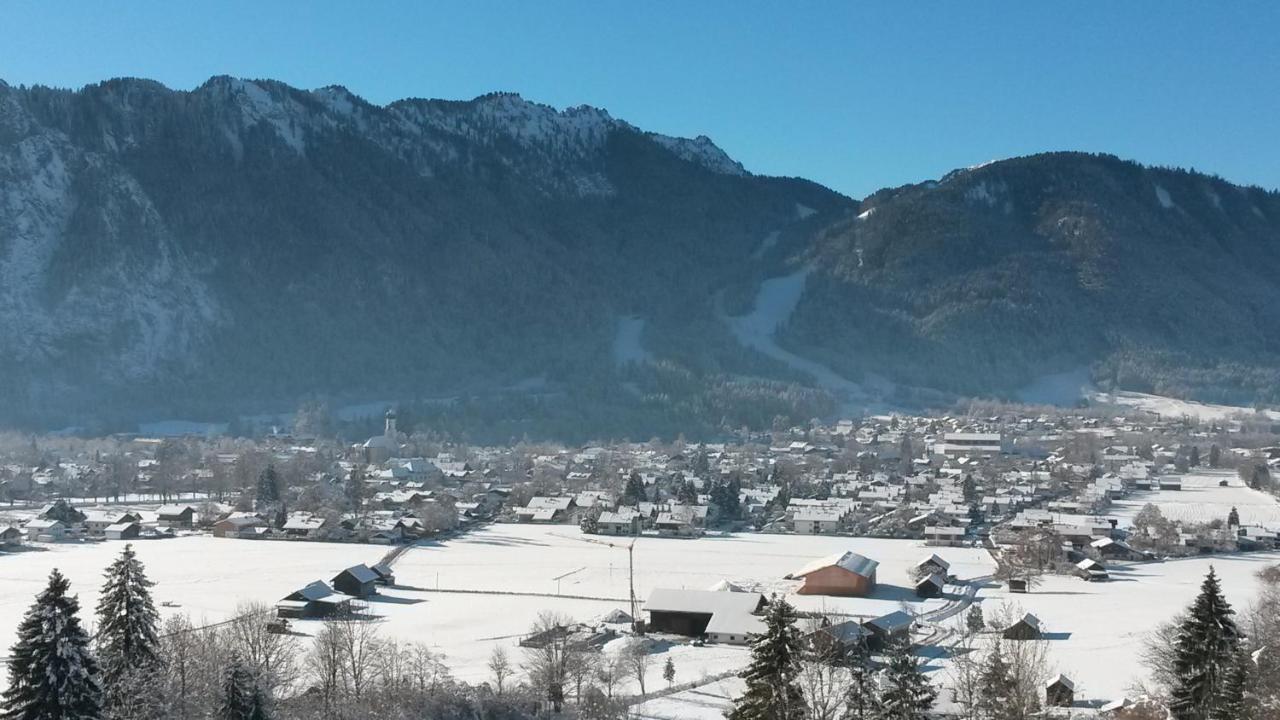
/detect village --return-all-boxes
[0,398,1279,717]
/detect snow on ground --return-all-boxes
[1154,184,1176,210]
[0,536,386,656]
[633,676,744,720]
[979,551,1280,704]
[1108,470,1280,528]
[1091,390,1280,422]
[326,524,994,690]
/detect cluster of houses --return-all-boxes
[276,562,396,619]
[8,500,196,545]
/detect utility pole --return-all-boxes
[629,540,639,632]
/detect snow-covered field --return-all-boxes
[290,525,994,689]
[1109,470,1280,528]
[979,551,1280,704]
[1091,391,1280,422]
[0,537,386,656]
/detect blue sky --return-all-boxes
[4,1,1277,198]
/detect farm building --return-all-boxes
[1076,558,1109,581]
[276,581,353,619]
[84,510,141,536]
[807,618,870,658]
[915,572,946,598]
[157,505,197,528]
[332,564,379,597]
[105,521,142,541]
[914,554,951,577]
[864,610,913,649]
[1046,674,1075,707]
[655,511,699,538]
[0,527,21,548]
[212,515,267,538]
[595,511,642,536]
[370,562,396,585]
[1002,613,1043,640]
[791,551,879,596]
[23,518,67,542]
[644,588,766,644]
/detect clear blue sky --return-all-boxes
[4,1,1277,198]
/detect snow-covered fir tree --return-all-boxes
[871,634,935,720]
[842,642,875,720]
[973,643,1019,720]
[96,544,163,718]
[1209,648,1252,720]
[1170,568,1241,720]
[728,596,805,720]
[1,569,102,720]
[218,658,269,720]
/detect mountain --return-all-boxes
[0,76,848,437]
[2,77,1279,439]
[785,152,1280,408]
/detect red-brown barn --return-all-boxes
[790,551,879,597]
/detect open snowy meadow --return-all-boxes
[1108,469,1280,527]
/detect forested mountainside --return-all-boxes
[0,76,848,437]
[786,152,1280,407]
[2,77,1279,440]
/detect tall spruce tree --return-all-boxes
[218,659,269,720]
[1169,568,1241,720]
[1210,648,1252,720]
[842,641,875,720]
[2,569,102,720]
[872,634,936,720]
[97,544,161,682]
[728,596,805,720]
[973,643,1019,720]
[96,545,162,718]
[255,465,280,508]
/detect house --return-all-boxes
[655,511,699,538]
[791,551,879,597]
[83,510,141,536]
[644,589,766,644]
[863,611,913,649]
[1046,674,1075,707]
[807,618,870,658]
[23,518,67,542]
[1091,537,1141,561]
[1002,613,1042,640]
[914,554,951,578]
[0,526,22,549]
[933,432,1006,456]
[517,496,575,523]
[332,564,379,598]
[105,521,143,541]
[1158,476,1183,491]
[276,581,353,619]
[156,505,197,528]
[915,572,946,599]
[923,525,966,546]
[596,511,642,536]
[212,515,267,538]
[792,505,846,535]
[282,513,327,537]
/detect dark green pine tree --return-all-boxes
[218,659,269,720]
[1210,648,1252,720]
[622,471,646,506]
[344,465,365,513]
[728,596,805,720]
[2,569,102,720]
[96,545,162,717]
[255,465,281,508]
[1227,507,1240,528]
[871,634,936,720]
[1169,568,1241,720]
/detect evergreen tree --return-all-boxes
[663,657,676,686]
[622,471,646,506]
[255,465,280,508]
[871,634,935,720]
[1211,648,1251,720]
[344,465,365,513]
[973,643,1019,720]
[1188,445,1200,467]
[842,642,875,720]
[1208,444,1221,468]
[1169,568,1241,720]
[1227,507,1240,528]
[96,545,161,710]
[965,605,985,636]
[728,596,805,720]
[2,569,101,720]
[217,659,268,720]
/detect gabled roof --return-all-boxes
[865,610,914,633]
[916,553,951,571]
[1047,674,1075,690]
[335,564,379,584]
[793,551,879,580]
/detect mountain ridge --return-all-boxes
[2,76,1279,438]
